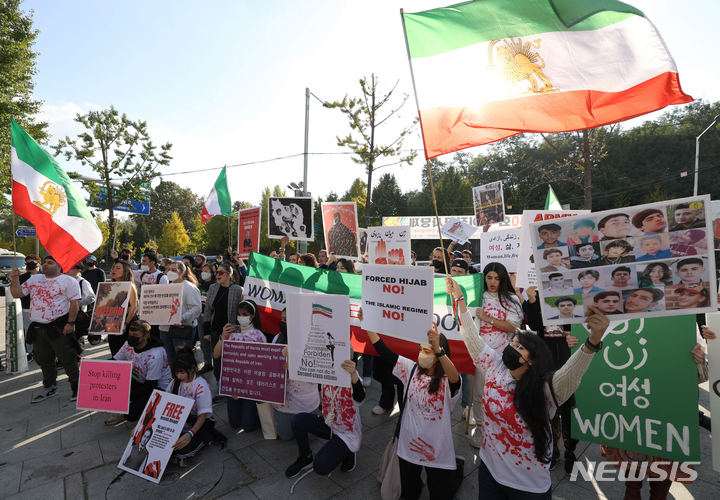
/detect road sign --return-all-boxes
[16,226,36,237]
[91,194,150,215]
[97,186,150,202]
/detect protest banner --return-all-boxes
[321,201,360,259]
[473,181,505,226]
[139,284,184,325]
[89,282,132,335]
[704,312,720,472]
[368,225,411,265]
[218,341,287,404]
[267,196,314,241]
[570,316,700,462]
[287,292,352,388]
[360,264,435,344]
[531,195,717,325]
[237,207,261,258]
[516,210,590,290]
[440,217,477,245]
[4,294,28,374]
[383,214,522,240]
[118,389,192,483]
[76,359,132,413]
[480,228,521,272]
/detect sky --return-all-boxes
[23,0,720,214]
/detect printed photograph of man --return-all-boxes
[605,266,637,291]
[598,213,632,240]
[674,257,707,285]
[668,284,711,310]
[573,269,604,294]
[635,234,671,261]
[540,247,570,272]
[586,291,623,315]
[566,219,599,245]
[547,296,583,320]
[123,427,152,472]
[535,223,567,249]
[631,208,668,234]
[623,288,665,313]
[669,229,706,257]
[601,239,635,265]
[670,202,705,231]
[569,242,601,269]
[542,272,574,296]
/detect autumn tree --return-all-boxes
[158,212,190,257]
[141,180,202,240]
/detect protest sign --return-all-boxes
[704,312,720,472]
[570,316,700,462]
[358,227,369,257]
[383,214,522,240]
[480,228,521,272]
[237,207,261,258]
[516,210,590,290]
[76,359,132,413]
[4,294,28,374]
[473,181,505,226]
[368,226,411,265]
[118,390,192,483]
[287,292,352,388]
[532,195,717,325]
[321,201,360,259]
[361,264,435,344]
[139,284,184,325]
[440,217,477,245]
[219,341,287,404]
[268,196,314,241]
[90,282,132,335]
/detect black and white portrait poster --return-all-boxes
[267,196,314,241]
[473,181,505,226]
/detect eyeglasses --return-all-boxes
[216,271,226,276]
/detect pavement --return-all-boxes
[1,302,719,500]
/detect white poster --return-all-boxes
[360,264,435,344]
[368,225,411,265]
[440,217,478,245]
[4,294,28,374]
[117,390,193,483]
[480,228,522,272]
[287,293,352,388]
[383,214,523,240]
[472,181,505,226]
[139,284,184,325]
[705,312,720,472]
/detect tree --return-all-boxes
[141,180,202,240]
[341,178,367,225]
[132,217,151,254]
[53,106,172,254]
[326,74,417,227]
[371,173,405,220]
[158,212,190,257]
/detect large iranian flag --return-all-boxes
[11,119,103,272]
[402,0,692,158]
[201,166,232,223]
[244,252,484,374]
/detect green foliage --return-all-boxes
[371,173,405,220]
[132,217,151,253]
[141,180,202,240]
[341,178,367,224]
[158,212,190,257]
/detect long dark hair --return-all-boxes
[418,333,451,394]
[512,331,555,463]
[238,299,262,331]
[483,262,516,311]
[171,347,198,394]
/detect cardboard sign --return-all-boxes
[90,282,132,335]
[473,181,505,226]
[267,196,314,241]
[360,264,435,344]
[118,390,192,483]
[287,293,352,388]
[368,225,411,265]
[4,294,28,374]
[440,217,477,245]
[531,196,717,325]
[218,341,287,404]
[480,228,522,272]
[321,202,360,259]
[358,228,369,257]
[383,214,522,239]
[237,207,261,259]
[139,284,184,326]
[76,359,132,413]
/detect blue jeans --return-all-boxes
[226,397,260,431]
[159,326,196,367]
[291,413,351,476]
[461,373,472,408]
[477,460,551,499]
[275,409,295,441]
[361,353,374,378]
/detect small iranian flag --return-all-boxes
[11,119,103,272]
[402,0,692,158]
[311,303,333,324]
[201,167,232,223]
[545,185,562,210]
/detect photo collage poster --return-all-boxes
[472,181,505,227]
[530,195,717,325]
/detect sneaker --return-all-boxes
[212,395,224,404]
[32,385,58,404]
[564,451,576,476]
[285,454,314,478]
[70,392,78,402]
[198,364,214,375]
[469,424,482,449]
[362,377,372,388]
[463,406,476,426]
[209,428,228,449]
[341,453,356,473]
[372,405,388,415]
[549,457,558,471]
[105,414,126,426]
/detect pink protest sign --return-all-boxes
[76,359,133,413]
[219,342,286,405]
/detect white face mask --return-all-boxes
[166,271,179,282]
[238,316,252,327]
[140,265,150,272]
[418,352,436,369]
[201,272,211,280]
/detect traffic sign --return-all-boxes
[91,194,150,215]
[16,226,36,237]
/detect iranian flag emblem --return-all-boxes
[312,303,333,324]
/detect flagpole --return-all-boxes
[400,8,449,276]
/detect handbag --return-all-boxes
[256,402,278,440]
[168,325,192,340]
[378,363,417,500]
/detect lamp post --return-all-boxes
[300,88,310,254]
[694,114,720,196]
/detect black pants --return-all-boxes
[108,332,129,358]
[399,457,462,500]
[374,356,405,411]
[173,418,216,459]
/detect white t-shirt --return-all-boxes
[21,274,81,323]
[133,269,168,285]
[274,380,320,414]
[226,328,266,344]
[393,356,460,469]
[115,343,172,389]
[165,375,213,428]
[479,293,523,351]
[322,381,362,452]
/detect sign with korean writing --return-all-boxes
[440,217,478,245]
[480,228,522,272]
[321,202,360,259]
[218,341,287,404]
[139,284,184,325]
[237,207,261,259]
[571,315,700,462]
[90,282,132,335]
[287,292,352,388]
[383,214,522,240]
[368,225,411,265]
[532,195,717,325]
[76,359,132,413]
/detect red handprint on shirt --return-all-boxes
[408,437,436,462]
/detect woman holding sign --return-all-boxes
[108,261,139,357]
[159,262,202,366]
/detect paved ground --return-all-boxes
[1,302,719,499]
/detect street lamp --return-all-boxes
[694,114,720,196]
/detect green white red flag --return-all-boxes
[201,167,232,223]
[402,0,692,158]
[545,185,562,210]
[11,119,103,272]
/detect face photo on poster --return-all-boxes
[267,197,314,241]
[541,271,574,296]
[321,202,359,259]
[440,217,477,245]
[90,282,132,335]
[139,284,184,325]
[368,226,410,265]
[237,207,261,259]
[472,181,505,226]
[543,294,584,321]
[358,228,369,257]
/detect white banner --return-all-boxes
[383,214,522,240]
[480,228,522,272]
[139,284,184,325]
[368,225,411,265]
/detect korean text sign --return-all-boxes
[480,228,521,272]
[139,284,184,325]
[76,359,132,413]
[219,341,287,404]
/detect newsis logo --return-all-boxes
[569,460,699,483]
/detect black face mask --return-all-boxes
[501,344,526,371]
[85,261,95,267]
[158,265,166,273]
[121,254,130,261]
[432,259,443,269]
[25,262,38,270]
[127,336,141,347]
[279,322,287,335]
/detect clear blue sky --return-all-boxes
[25,0,720,212]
